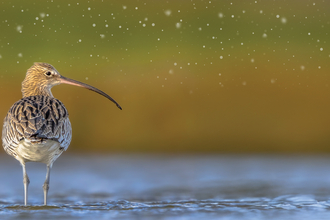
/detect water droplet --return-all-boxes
[16,25,23,33]
[164,9,172,16]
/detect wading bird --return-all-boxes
[2,63,121,206]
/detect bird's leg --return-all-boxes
[22,163,30,206]
[43,164,52,205]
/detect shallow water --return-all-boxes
[1,154,330,219]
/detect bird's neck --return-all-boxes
[21,79,54,98]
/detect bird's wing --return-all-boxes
[2,96,72,157]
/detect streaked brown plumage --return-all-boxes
[2,62,121,206]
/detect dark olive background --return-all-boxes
[0,0,329,153]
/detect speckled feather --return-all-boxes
[2,95,72,158]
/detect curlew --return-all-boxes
[1,62,121,206]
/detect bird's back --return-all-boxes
[2,95,72,159]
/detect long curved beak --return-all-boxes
[59,76,122,110]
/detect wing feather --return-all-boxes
[1,96,72,157]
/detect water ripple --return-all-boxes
[1,197,330,220]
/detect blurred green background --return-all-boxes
[0,0,329,153]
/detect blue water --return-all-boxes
[1,154,330,219]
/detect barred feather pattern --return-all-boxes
[2,95,72,158]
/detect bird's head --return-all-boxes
[22,62,122,110]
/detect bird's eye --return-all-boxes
[45,71,52,76]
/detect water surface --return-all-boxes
[1,154,330,219]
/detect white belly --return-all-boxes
[16,139,64,165]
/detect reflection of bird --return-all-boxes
[2,63,121,206]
